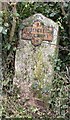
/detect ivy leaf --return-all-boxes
[56,66,60,71]
[13,12,20,17]
[19,24,25,30]
[57,116,65,119]
[7,44,11,50]
[3,79,10,86]
[13,47,16,51]
[0,26,3,33]
[0,22,2,25]
[2,28,7,35]
[4,23,9,27]
[5,43,11,50]
[50,12,56,17]
[0,11,3,17]
[0,18,2,22]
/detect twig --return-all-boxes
[9,3,17,42]
[60,2,66,16]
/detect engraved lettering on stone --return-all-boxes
[21,21,53,46]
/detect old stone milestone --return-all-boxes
[13,14,58,102]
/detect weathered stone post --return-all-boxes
[14,13,58,105]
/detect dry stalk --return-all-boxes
[9,3,17,42]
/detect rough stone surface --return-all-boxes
[13,14,58,103]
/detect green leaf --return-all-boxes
[5,43,11,50]
[50,12,56,17]
[13,47,16,51]
[3,79,10,86]
[0,26,3,33]
[62,105,68,109]
[0,18,2,22]
[56,66,60,71]
[57,116,65,119]
[2,28,7,35]
[0,22,2,25]
[19,24,25,30]
[14,12,20,17]
[7,44,11,50]
[27,115,32,119]
[0,11,3,17]
[4,23,9,27]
